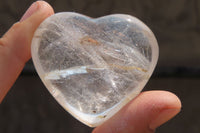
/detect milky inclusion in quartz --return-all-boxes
[31,12,159,127]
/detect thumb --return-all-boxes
[93,91,181,133]
[0,1,54,102]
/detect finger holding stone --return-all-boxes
[93,91,181,133]
[0,1,54,103]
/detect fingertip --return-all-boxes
[14,1,54,62]
[145,91,182,130]
[36,1,54,16]
[22,1,54,24]
[20,1,54,22]
[165,91,182,109]
[139,91,182,109]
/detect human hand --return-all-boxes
[93,91,181,133]
[0,1,54,102]
[0,1,181,133]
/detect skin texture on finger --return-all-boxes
[0,1,54,103]
[93,91,181,133]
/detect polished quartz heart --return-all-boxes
[31,12,159,127]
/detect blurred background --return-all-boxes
[0,0,200,132]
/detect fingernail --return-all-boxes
[20,2,39,22]
[149,108,181,130]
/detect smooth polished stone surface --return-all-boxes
[31,12,158,127]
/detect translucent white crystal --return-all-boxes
[31,12,159,127]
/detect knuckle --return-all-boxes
[147,127,156,133]
[0,38,5,47]
[12,22,21,30]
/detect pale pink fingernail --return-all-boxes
[20,2,39,22]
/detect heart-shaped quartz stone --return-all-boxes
[31,12,159,127]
